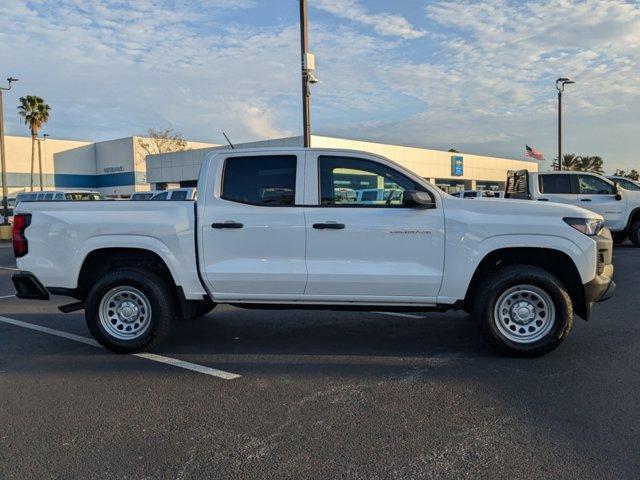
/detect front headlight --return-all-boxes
[563,217,604,236]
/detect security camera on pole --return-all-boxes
[0,76,19,237]
[300,0,318,148]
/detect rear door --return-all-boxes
[200,152,307,298]
[576,173,625,229]
[536,173,578,205]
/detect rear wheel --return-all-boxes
[628,220,640,247]
[612,231,627,245]
[85,269,174,353]
[474,265,573,357]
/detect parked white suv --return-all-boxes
[506,170,640,245]
[607,176,640,192]
[12,148,615,357]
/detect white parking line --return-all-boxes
[0,315,241,380]
[375,311,425,319]
[0,294,15,299]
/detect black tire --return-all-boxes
[628,221,640,247]
[612,231,627,245]
[473,265,573,357]
[85,269,175,353]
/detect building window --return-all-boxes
[222,155,297,207]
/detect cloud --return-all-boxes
[314,0,425,39]
[1,0,638,171]
[319,0,640,169]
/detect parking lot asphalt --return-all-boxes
[1,240,639,479]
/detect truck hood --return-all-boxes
[442,195,604,220]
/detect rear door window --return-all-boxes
[539,174,573,194]
[151,192,169,201]
[170,191,188,201]
[222,155,296,206]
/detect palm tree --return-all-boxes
[553,153,581,171]
[17,96,50,191]
[578,155,604,175]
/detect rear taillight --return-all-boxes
[12,213,31,258]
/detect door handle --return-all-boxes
[211,221,243,229]
[580,199,592,202]
[537,198,549,201]
[313,222,345,230]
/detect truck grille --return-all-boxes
[597,250,606,275]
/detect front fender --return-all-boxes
[437,233,597,304]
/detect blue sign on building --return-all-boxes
[451,155,464,176]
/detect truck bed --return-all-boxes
[15,201,206,299]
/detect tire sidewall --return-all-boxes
[629,221,640,247]
[478,267,572,357]
[85,269,174,353]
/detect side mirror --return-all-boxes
[613,181,623,201]
[403,190,435,209]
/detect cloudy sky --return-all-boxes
[1,0,638,171]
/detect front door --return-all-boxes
[200,153,307,298]
[576,173,626,230]
[303,153,445,301]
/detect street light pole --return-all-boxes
[556,77,575,171]
[299,0,311,148]
[0,77,19,226]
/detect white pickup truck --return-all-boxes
[12,148,615,357]
[506,170,640,245]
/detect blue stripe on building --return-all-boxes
[7,172,137,189]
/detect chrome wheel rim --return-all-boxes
[99,286,151,340]
[493,284,555,344]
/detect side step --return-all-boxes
[58,301,85,313]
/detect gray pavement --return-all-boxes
[0,240,638,479]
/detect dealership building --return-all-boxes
[2,135,216,197]
[2,134,538,197]
[146,135,538,192]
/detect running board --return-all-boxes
[58,301,85,313]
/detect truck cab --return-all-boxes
[506,169,640,245]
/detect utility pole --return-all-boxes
[299,0,318,148]
[37,136,43,191]
[0,77,18,226]
[556,77,575,171]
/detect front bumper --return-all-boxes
[11,271,50,300]
[582,229,615,319]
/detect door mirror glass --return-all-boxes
[403,190,435,209]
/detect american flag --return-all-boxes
[525,145,544,161]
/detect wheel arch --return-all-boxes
[74,247,213,319]
[464,247,587,320]
[626,207,640,232]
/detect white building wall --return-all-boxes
[146,135,538,188]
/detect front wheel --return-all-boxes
[474,265,573,357]
[628,220,640,247]
[85,269,175,353]
[612,231,627,245]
